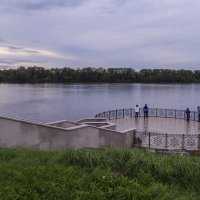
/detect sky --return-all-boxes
[0,0,200,69]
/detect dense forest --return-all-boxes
[0,66,200,83]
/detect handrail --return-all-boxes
[95,108,199,121]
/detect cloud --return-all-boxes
[7,46,39,54]
[0,42,76,68]
[0,0,87,11]
[0,58,47,65]
[0,0,200,69]
[0,44,40,56]
[0,44,74,59]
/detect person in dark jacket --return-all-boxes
[143,104,149,119]
[198,106,200,122]
[186,108,191,121]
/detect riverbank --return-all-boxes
[0,147,200,199]
[1,67,200,83]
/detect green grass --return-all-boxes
[0,147,200,200]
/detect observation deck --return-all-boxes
[95,108,200,151]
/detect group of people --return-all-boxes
[185,106,200,122]
[134,105,200,122]
[134,104,149,119]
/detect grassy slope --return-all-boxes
[0,147,200,200]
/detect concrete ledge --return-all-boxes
[46,119,80,125]
[65,124,88,130]
[0,115,75,132]
[120,128,136,134]
[77,118,107,123]
[47,120,81,128]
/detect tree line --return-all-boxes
[0,66,200,83]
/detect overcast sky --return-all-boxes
[0,0,200,69]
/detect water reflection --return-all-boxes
[185,121,190,134]
[143,118,149,132]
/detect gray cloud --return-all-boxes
[0,0,200,69]
[0,44,39,54]
[8,47,39,54]
[0,58,46,64]
[1,0,87,11]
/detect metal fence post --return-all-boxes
[133,130,136,147]
[198,135,200,150]
[165,134,168,149]
[116,110,117,119]
[123,109,124,118]
[130,108,132,118]
[182,134,185,150]
[149,132,151,148]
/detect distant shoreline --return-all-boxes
[1,66,200,84]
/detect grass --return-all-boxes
[0,147,200,200]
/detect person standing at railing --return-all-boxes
[135,105,139,118]
[186,108,191,121]
[143,104,149,119]
[198,106,200,122]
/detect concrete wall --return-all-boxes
[99,128,135,148]
[0,116,134,150]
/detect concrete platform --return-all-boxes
[110,117,200,134]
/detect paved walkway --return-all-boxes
[110,117,200,134]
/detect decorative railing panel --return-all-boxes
[156,109,166,118]
[150,132,166,149]
[175,110,185,119]
[134,131,149,147]
[167,134,183,149]
[190,111,196,121]
[124,109,131,117]
[117,109,123,118]
[195,112,199,121]
[184,135,199,150]
[148,109,157,117]
[110,110,116,119]
[95,108,200,150]
[134,132,199,150]
[166,109,176,118]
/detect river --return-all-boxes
[0,83,199,123]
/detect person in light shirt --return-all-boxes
[135,105,139,118]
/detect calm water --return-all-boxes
[0,83,200,123]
